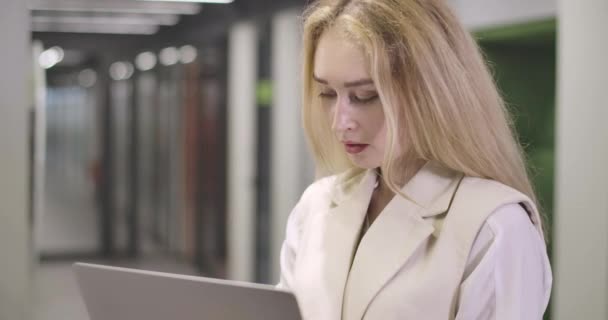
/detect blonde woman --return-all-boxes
[277,0,552,319]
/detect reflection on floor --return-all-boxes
[34,254,202,320]
[38,147,100,255]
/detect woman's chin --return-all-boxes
[349,157,381,170]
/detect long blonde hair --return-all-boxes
[301,0,543,230]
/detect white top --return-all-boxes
[456,203,552,319]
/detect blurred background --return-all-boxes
[0,0,606,319]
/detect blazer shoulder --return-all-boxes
[291,174,338,220]
[301,168,368,205]
[285,175,338,241]
[300,174,338,202]
[459,176,531,203]
[455,176,542,232]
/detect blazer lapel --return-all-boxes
[295,169,377,320]
[341,196,433,320]
[342,162,462,320]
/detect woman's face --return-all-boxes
[313,27,387,169]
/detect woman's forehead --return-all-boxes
[313,27,372,86]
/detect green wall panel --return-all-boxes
[476,19,556,319]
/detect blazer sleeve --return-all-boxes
[455,203,553,320]
[276,185,314,291]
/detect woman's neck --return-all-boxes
[375,158,426,193]
[369,159,426,223]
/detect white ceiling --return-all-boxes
[29,0,203,34]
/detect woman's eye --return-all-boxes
[319,91,337,99]
[350,93,378,104]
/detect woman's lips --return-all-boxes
[344,143,368,154]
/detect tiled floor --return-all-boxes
[34,262,89,320]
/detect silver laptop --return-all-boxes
[73,263,301,320]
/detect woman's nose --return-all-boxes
[331,98,358,133]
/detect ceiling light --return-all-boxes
[32,14,180,26]
[78,69,97,88]
[137,0,233,3]
[38,46,64,69]
[136,52,158,71]
[32,11,181,26]
[32,22,160,35]
[180,45,198,64]
[159,47,179,66]
[110,62,135,81]
[29,0,201,15]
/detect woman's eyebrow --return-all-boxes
[313,74,374,88]
[312,74,328,84]
[344,78,374,88]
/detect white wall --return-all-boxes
[449,0,556,30]
[227,21,258,282]
[553,0,608,319]
[270,8,316,283]
[0,0,32,319]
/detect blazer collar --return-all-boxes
[330,161,463,218]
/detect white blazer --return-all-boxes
[278,162,552,320]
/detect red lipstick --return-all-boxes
[343,141,368,154]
